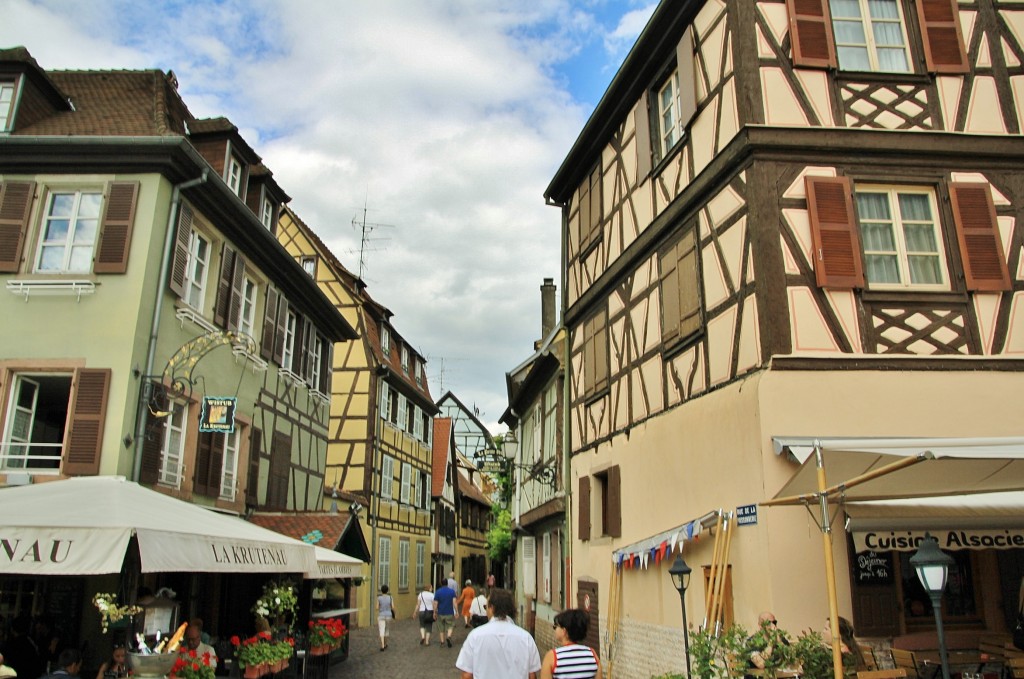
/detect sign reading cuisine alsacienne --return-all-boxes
[854,528,1024,552]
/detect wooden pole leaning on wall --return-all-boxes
[605,564,623,679]
[703,512,726,629]
[711,515,734,634]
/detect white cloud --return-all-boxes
[0,0,642,431]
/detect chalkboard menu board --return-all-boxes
[44,579,83,641]
[854,550,893,584]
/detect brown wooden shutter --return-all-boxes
[227,253,246,332]
[260,287,279,360]
[94,181,139,274]
[605,465,622,537]
[805,175,865,289]
[193,431,223,497]
[660,240,681,345]
[62,368,111,476]
[214,245,237,328]
[267,431,291,510]
[578,476,591,541]
[678,228,701,338]
[950,183,1011,291]
[634,93,652,183]
[0,181,35,273]
[786,0,837,68]
[917,0,968,73]
[594,311,608,393]
[677,27,698,127]
[139,384,168,484]
[273,296,290,366]
[168,203,194,297]
[246,427,262,505]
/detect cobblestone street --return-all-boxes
[328,618,469,678]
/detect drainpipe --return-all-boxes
[369,372,384,616]
[131,170,208,482]
[558,199,572,609]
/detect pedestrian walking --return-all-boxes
[540,609,601,679]
[469,589,489,628]
[414,583,435,647]
[376,585,394,652]
[456,589,541,679]
[456,580,475,629]
[434,579,458,648]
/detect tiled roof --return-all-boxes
[458,471,491,507]
[17,70,189,136]
[247,512,352,549]
[189,116,235,134]
[432,417,453,497]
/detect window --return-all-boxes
[410,467,420,508]
[594,466,622,538]
[35,191,102,273]
[266,431,291,510]
[310,337,324,390]
[398,539,410,590]
[380,383,391,422]
[158,402,188,488]
[407,403,417,435]
[856,187,946,289]
[542,532,552,603]
[397,395,408,433]
[378,536,391,589]
[220,429,240,500]
[422,413,432,448]
[416,542,426,588]
[301,256,316,278]
[183,231,211,312]
[1,374,71,471]
[413,360,422,386]
[788,0,967,73]
[413,405,424,442]
[227,156,243,196]
[583,309,609,398]
[401,462,412,504]
[806,177,1010,292]
[657,72,684,156]
[238,276,258,338]
[659,224,702,345]
[830,0,910,72]
[381,326,391,356]
[401,345,410,373]
[381,455,394,500]
[260,197,274,230]
[577,164,603,253]
[281,310,297,371]
[0,80,16,131]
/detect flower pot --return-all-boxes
[243,666,259,679]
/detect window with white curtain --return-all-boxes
[855,186,947,290]
[830,0,911,72]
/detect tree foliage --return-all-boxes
[486,505,513,562]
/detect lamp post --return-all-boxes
[910,533,954,679]
[669,554,693,676]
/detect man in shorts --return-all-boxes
[433,578,458,648]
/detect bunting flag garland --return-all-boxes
[610,510,722,572]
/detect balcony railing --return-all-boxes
[0,442,62,474]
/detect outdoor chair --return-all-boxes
[1007,656,1024,679]
[891,649,923,679]
[857,669,908,679]
[859,644,879,671]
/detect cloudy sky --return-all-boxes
[1,0,656,432]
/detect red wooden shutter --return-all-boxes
[139,383,168,485]
[168,203,194,297]
[0,181,35,273]
[950,183,1011,291]
[214,245,237,328]
[578,476,591,541]
[246,427,262,505]
[917,0,969,74]
[806,176,865,288]
[62,368,111,476]
[260,287,279,361]
[94,181,139,274]
[786,0,837,68]
[605,465,622,538]
[634,92,652,183]
[227,253,246,332]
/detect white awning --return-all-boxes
[0,476,317,575]
[771,436,1024,502]
[308,546,363,579]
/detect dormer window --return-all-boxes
[401,345,410,373]
[301,256,317,278]
[260,196,274,230]
[381,326,391,356]
[227,156,243,197]
[0,80,16,132]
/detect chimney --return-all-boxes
[541,277,556,339]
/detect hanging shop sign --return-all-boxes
[854,527,1024,552]
[200,396,236,433]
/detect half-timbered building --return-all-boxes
[545,1,1024,675]
[276,205,437,624]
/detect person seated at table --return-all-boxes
[747,612,800,678]
[182,619,217,664]
[95,644,128,679]
[822,616,867,672]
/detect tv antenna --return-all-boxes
[426,355,466,393]
[351,196,393,279]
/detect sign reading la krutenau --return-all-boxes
[200,396,236,433]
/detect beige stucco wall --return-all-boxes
[572,367,1024,676]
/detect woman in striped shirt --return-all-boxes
[540,609,602,679]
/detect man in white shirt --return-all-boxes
[456,589,541,679]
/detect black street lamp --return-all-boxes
[910,533,955,679]
[669,554,693,676]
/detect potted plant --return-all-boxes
[690,623,750,679]
[231,632,274,678]
[252,580,298,631]
[270,638,293,673]
[92,593,143,634]
[171,649,216,679]
[307,619,347,655]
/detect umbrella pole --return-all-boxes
[814,443,844,679]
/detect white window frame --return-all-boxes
[416,542,426,588]
[397,395,408,433]
[401,345,410,373]
[0,80,16,132]
[830,0,912,73]
[413,405,424,441]
[380,383,391,423]
[227,156,243,196]
[238,275,258,339]
[183,230,211,312]
[410,467,420,508]
[281,310,297,371]
[35,189,103,274]
[381,455,394,500]
[220,429,240,500]
[310,336,323,389]
[542,532,552,603]
[158,401,188,488]
[378,536,391,589]
[657,70,683,157]
[400,462,412,504]
[413,360,422,386]
[398,539,410,591]
[855,185,948,291]
[1,373,70,472]
[301,257,316,278]
[260,197,274,230]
